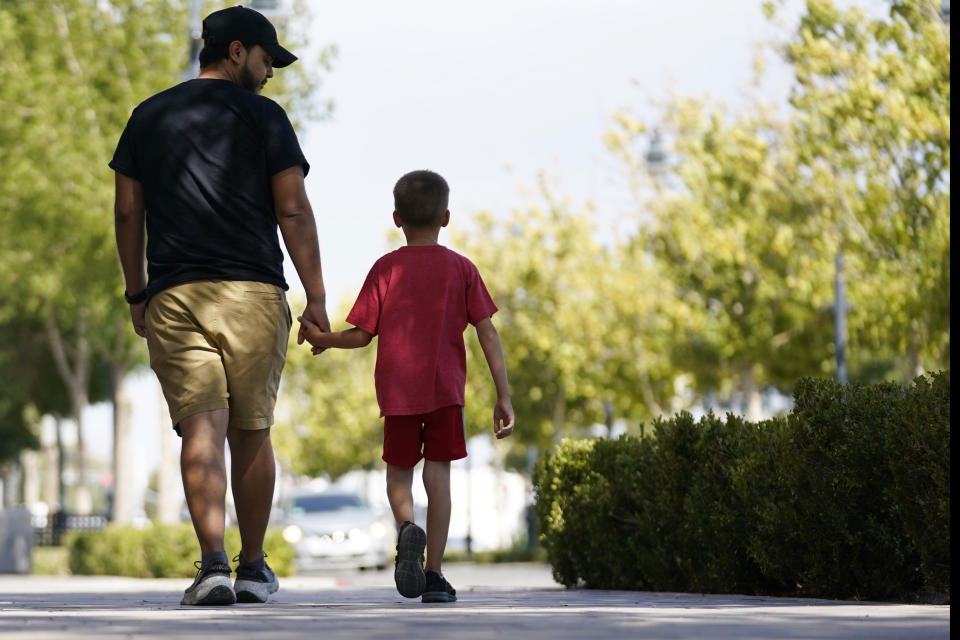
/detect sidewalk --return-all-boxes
[0,563,949,639]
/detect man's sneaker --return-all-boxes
[181,560,236,606]
[233,555,280,603]
[422,570,457,603]
[394,521,426,598]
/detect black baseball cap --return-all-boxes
[201,5,297,68]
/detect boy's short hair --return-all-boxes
[393,170,449,228]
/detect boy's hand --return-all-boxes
[297,300,330,346]
[296,315,327,354]
[493,397,515,439]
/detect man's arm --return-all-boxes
[114,172,147,338]
[475,317,515,439]
[273,164,330,339]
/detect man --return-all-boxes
[111,6,328,606]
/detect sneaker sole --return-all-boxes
[394,524,427,598]
[422,591,457,603]
[234,577,280,604]
[181,575,236,606]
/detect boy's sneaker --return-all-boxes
[422,570,457,603]
[233,555,280,603]
[180,560,236,606]
[394,521,427,598]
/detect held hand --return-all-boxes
[296,315,326,354]
[493,397,515,439]
[130,301,147,338]
[297,300,330,345]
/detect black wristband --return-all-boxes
[124,288,148,304]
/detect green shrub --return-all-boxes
[68,523,296,578]
[533,372,950,602]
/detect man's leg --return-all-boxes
[422,459,451,574]
[227,427,275,563]
[179,409,230,554]
[386,463,415,525]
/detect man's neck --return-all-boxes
[197,64,233,83]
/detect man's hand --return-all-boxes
[493,396,515,439]
[130,301,147,338]
[297,300,330,347]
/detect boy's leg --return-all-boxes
[387,463,427,598]
[422,459,451,574]
[386,463,415,526]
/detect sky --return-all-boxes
[78,0,805,511]
[296,0,796,311]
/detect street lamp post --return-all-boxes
[646,130,667,178]
[834,251,848,383]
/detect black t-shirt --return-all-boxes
[109,78,309,297]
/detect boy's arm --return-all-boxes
[475,317,515,439]
[297,315,373,351]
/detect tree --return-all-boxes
[606,99,837,417]
[0,0,334,513]
[454,179,679,458]
[770,0,950,380]
[274,296,383,480]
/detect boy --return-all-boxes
[297,170,515,603]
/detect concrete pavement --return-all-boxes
[0,563,949,639]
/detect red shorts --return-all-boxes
[382,405,467,467]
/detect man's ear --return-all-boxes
[441,210,450,227]
[393,211,403,228]
[228,40,245,65]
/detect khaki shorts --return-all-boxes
[145,280,292,435]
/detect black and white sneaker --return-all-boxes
[181,560,236,606]
[233,556,280,604]
[422,570,457,603]
[394,521,427,598]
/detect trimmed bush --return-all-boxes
[533,372,949,602]
[68,523,296,578]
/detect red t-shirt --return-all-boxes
[346,245,498,416]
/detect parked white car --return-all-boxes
[280,491,394,571]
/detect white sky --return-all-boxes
[80,0,804,507]
[295,0,797,310]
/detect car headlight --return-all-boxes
[282,524,303,543]
[369,521,387,539]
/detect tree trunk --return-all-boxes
[44,309,92,514]
[110,363,134,524]
[552,389,566,448]
[70,394,92,515]
[55,417,66,510]
[1,463,19,507]
[21,449,39,509]
[44,430,59,512]
[742,364,763,422]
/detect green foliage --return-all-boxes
[534,372,949,602]
[772,0,950,378]
[30,545,70,576]
[275,296,383,480]
[67,523,296,578]
[0,1,332,467]
[453,181,677,454]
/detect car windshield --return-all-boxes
[289,494,366,514]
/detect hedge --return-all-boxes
[533,372,949,603]
[67,523,296,578]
